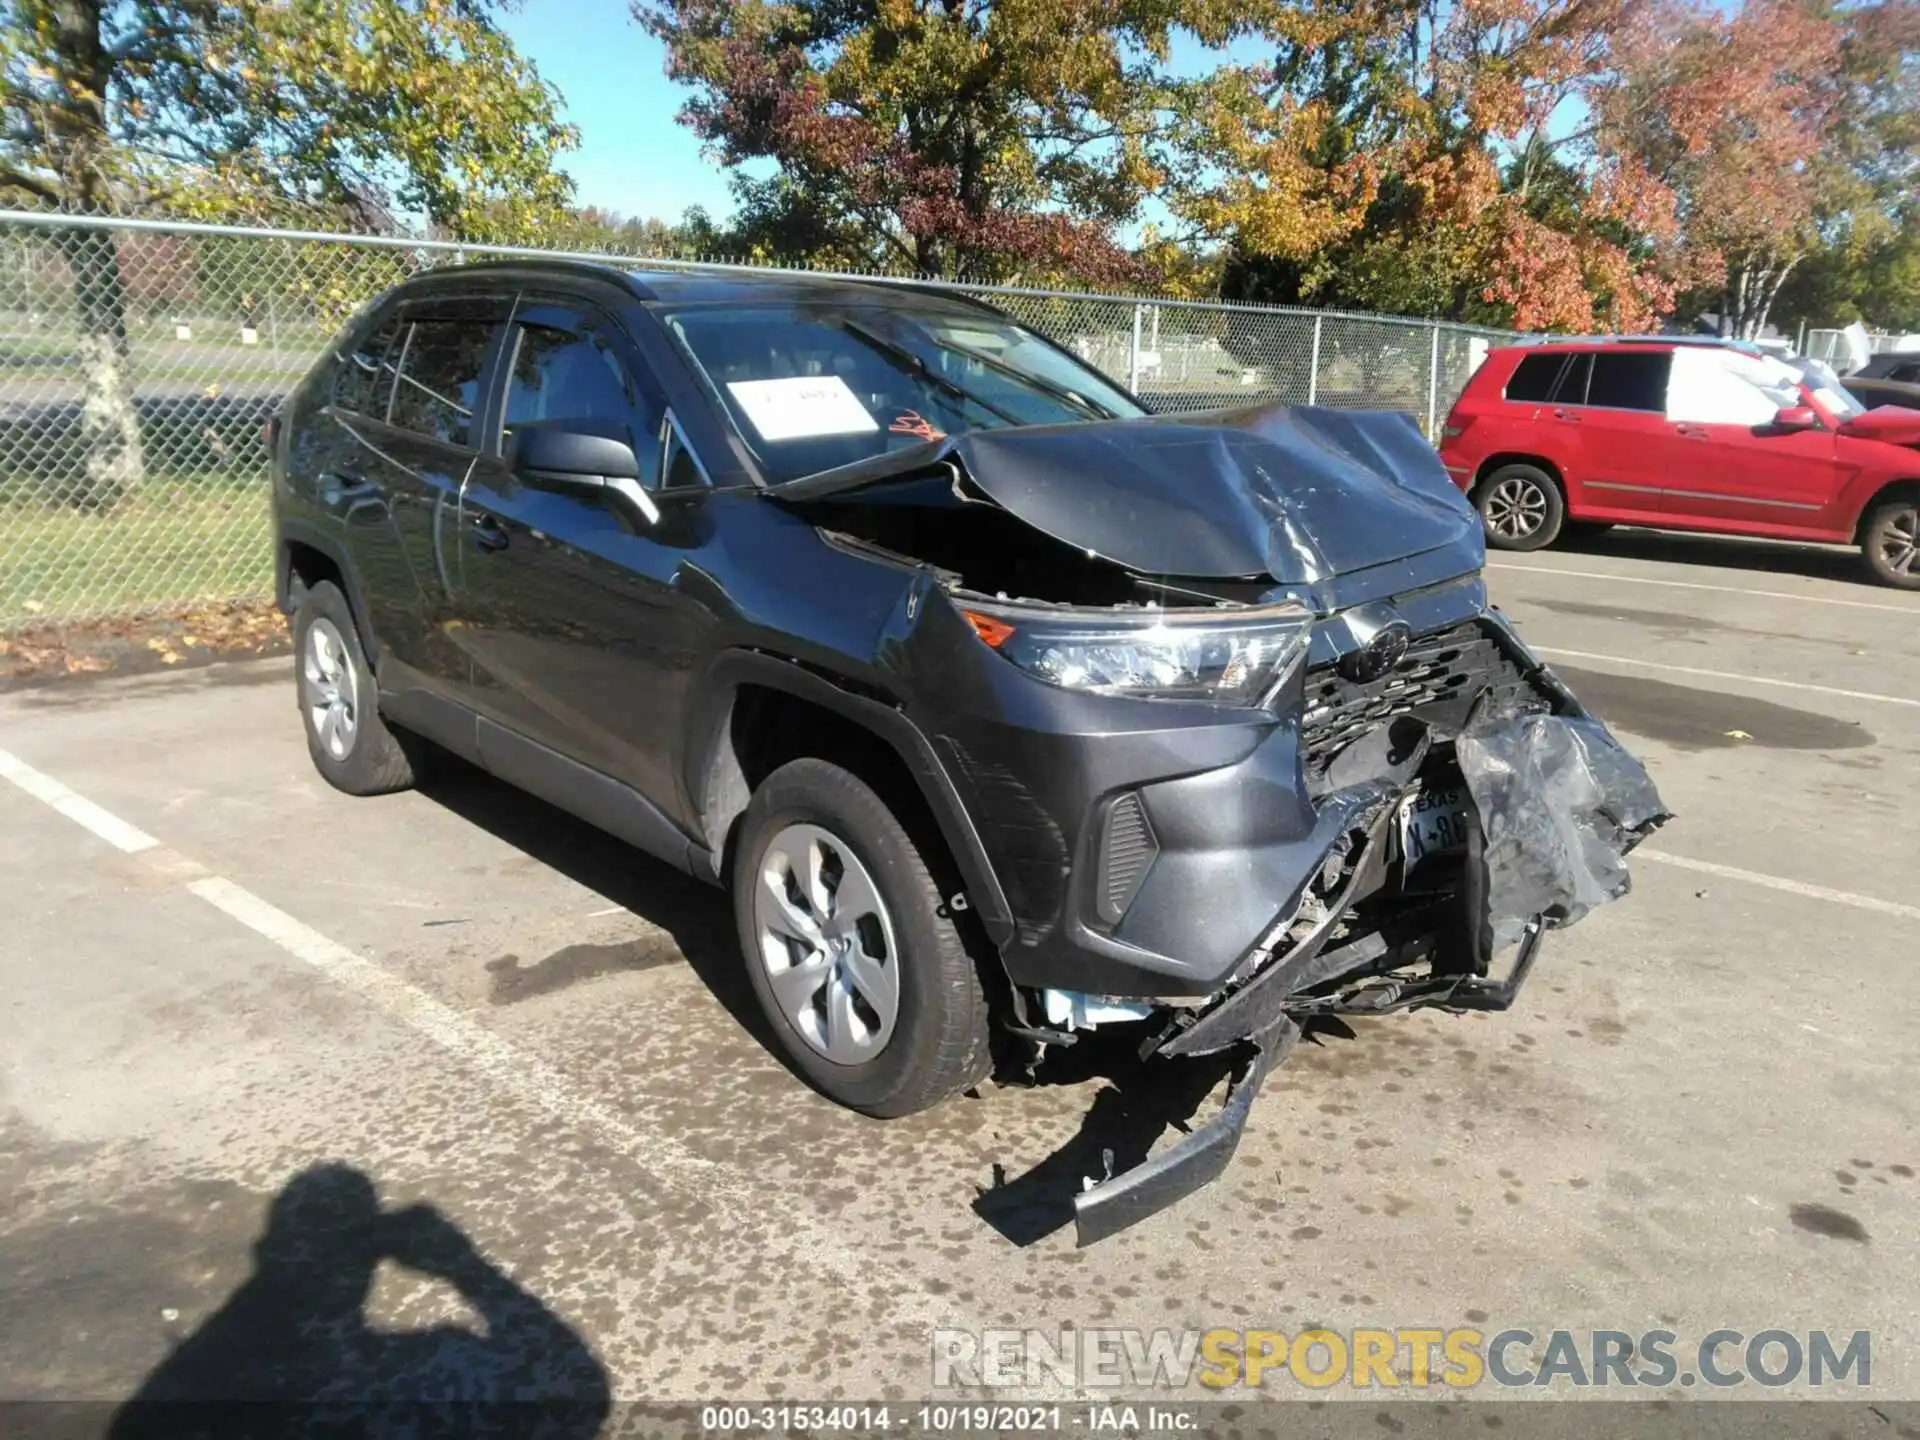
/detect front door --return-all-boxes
[454,296,713,822]
[1553,350,1674,523]
[1658,347,1845,535]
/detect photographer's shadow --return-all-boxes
[111,1164,610,1437]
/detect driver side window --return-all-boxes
[502,309,663,486]
[1665,350,1781,427]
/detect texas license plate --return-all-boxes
[1401,783,1472,869]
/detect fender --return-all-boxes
[276,516,385,667]
[684,649,1016,947]
[1843,473,1920,542]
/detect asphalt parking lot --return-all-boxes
[3,528,1918,1424]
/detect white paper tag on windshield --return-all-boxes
[726,376,878,441]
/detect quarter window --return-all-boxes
[333,316,403,415]
[390,319,494,446]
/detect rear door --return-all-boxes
[318,295,507,694]
[1547,350,1672,523]
[1660,348,1845,534]
[454,293,711,814]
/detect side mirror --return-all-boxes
[1772,405,1822,431]
[507,418,658,524]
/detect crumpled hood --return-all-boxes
[1841,404,1920,448]
[768,403,1482,587]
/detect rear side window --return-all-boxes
[332,316,402,415]
[1504,353,1565,402]
[1585,352,1670,412]
[390,319,494,446]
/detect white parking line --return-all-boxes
[0,742,975,1338]
[1639,850,1920,923]
[0,741,738,1200]
[0,747,159,853]
[186,873,745,1200]
[1488,562,1920,614]
[1531,646,1920,709]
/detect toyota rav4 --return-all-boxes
[270,262,1667,1242]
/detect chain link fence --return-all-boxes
[0,211,1515,629]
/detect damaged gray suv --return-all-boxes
[270,261,1668,1242]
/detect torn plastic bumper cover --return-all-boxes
[1070,709,1669,1245]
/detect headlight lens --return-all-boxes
[963,601,1312,705]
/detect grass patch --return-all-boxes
[0,473,273,627]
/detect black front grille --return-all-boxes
[1300,621,1539,774]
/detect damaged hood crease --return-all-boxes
[769,403,1483,588]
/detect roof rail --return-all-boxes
[1508,334,1761,350]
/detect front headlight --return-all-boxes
[962,600,1313,705]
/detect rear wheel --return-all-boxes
[1476,464,1565,551]
[1862,498,1920,589]
[292,581,419,796]
[733,757,991,1118]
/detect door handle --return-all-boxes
[1551,408,1581,423]
[318,470,377,502]
[1676,424,1710,440]
[472,514,509,553]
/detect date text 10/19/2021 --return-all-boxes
[700,1406,1190,1432]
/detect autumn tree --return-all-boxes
[634,0,1177,282]
[1190,0,1698,332]
[0,0,577,506]
[1598,0,1847,338]
[1759,0,1920,335]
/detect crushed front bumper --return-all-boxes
[1065,702,1668,1245]
[1070,921,1551,1247]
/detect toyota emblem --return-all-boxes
[1339,620,1412,684]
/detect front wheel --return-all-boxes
[732,758,991,1118]
[1476,464,1565,551]
[1862,497,1920,589]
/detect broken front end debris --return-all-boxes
[1067,664,1670,1245]
[768,403,1669,1243]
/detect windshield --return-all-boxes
[663,302,1146,483]
[1788,356,1867,419]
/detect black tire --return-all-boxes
[1861,497,1920,589]
[1475,463,1566,551]
[732,757,991,1118]
[291,581,419,796]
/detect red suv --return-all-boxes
[1437,338,1920,588]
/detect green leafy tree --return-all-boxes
[0,0,577,506]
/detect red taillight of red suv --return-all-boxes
[1435,411,1476,490]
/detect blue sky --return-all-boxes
[498,2,741,223]
[500,2,1264,227]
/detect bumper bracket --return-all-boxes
[1071,1018,1299,1247]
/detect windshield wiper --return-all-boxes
[837,319,1027,429]
[928,337,1120,420]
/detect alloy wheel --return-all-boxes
[753,822,900,1064]
[1878,505,1920,577]
[1484,476,1550,541]
[302,617,359,761]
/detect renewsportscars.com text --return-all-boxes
[931,1327,1871,1391]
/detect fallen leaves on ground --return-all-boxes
[0,600,290,685]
